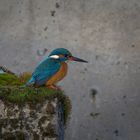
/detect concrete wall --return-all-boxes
[0,0,140,140]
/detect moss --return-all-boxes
[19,72,32,84]
[0,73,71,124]
[0,86,62,104]
[0,72,31,86]
[0,73,63,104]
[62,96,72,125]
[0,74,21,86]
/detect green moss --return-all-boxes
[0,74,21,86]
[0,73,71,124]
[0,72,32,86]
[19,72,32,84]
[0,86,62,104]
[62,96,72,125]
[0,73,62,104]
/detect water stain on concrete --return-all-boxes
[123,95,127,99]
[37,48,48,56]
[114,129,119,136]
[56,2,60,8]
[95,55,99,60]
[84,68,88,71]
[121,113,125,116]
[90,112,100,119]
[44,26,48,31]
[51,10,56,17]
[90,88,98,101]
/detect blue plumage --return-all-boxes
[26,57,61,86]
[49,48,72,56]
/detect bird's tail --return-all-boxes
[25,77,35,86]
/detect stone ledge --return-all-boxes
[0,72,71,140]
[0,98,63,140]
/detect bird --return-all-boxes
[26,48,88,90]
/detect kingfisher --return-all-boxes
[26,48,88,90]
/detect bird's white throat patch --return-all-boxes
[49,55,59,59]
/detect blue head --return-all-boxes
[49,48,88,63]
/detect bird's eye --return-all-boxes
[64,54,68,57]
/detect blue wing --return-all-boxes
[26,58,61,86]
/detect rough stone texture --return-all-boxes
[0,0,140,140]
[0,99,63,140]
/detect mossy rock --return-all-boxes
[0,72,32,86]
[0,74,22,86]
[0,73,71,124]
[0,73,63,103]
[0,86,63,104]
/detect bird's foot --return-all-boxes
[47,85,62,91]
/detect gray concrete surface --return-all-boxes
[0,0,140,140]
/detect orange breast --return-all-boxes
[46,62,68,86]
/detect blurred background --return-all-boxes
[0,0,140,140]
